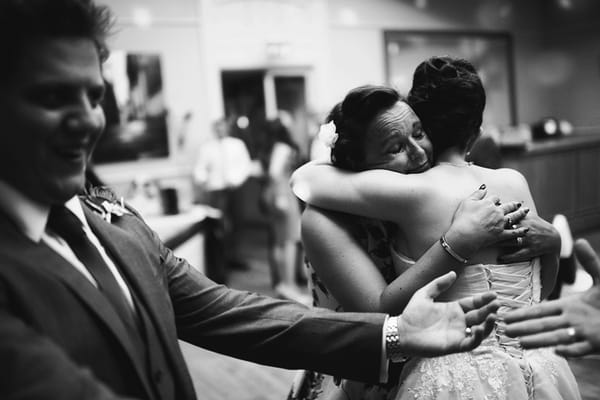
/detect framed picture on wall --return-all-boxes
[92,52,169,164]
[384,31,517,127]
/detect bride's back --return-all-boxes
[394,163,536,265]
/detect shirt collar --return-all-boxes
[0,180,84,242]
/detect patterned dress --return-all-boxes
[289,217,400,400]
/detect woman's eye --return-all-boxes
[413,129,425,139]
[389,144,404,153]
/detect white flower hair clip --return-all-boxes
[318,121,339,149]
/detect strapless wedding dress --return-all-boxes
[391,249,581,400]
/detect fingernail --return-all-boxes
[479,184,486,190]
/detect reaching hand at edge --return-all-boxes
[397,271,499,357]
[503,238,600,357]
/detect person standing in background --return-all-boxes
[260,113,310,304]
[193,117,253,281]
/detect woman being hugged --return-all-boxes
[291,57,579,399]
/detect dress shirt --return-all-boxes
[0,180,134,310]
[193,137,252,191]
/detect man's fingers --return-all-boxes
[464,300,500,327]
[555,342,594,358]
[574,238,600,284]
[517,325,580,349]
[458,292,497,313]
[503,315,568,337]
[421,271,457,299]
[502,301,563,324]
[481,314,497,338]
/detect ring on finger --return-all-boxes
[511,224,519,230]
[465,327,473,337]
[516,237,523,246]
[566,327,577,341]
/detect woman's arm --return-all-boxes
[291,162,425,223]
[303,190,528,314]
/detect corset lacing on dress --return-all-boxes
[478,263,538,400]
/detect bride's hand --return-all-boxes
[444,185,529,257]
[397,271,499,356]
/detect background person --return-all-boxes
[193,116,253,281]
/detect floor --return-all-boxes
[180,226,600,400]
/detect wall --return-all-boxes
[540,1,600,128]
[96,0,207,195]
[325,0,548,124]
[94,0,599,195]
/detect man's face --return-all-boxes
[0,38,106,205]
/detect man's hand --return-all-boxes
[498,214,561,263]
[397,271,499,357]
[503,239,600,357]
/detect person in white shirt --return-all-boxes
[193,117,253,277]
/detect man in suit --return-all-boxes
[0,1,502,399]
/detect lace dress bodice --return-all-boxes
[390,248,581,400]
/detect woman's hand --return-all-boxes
[397,271,499,356]
[444,186,530,258]
[497,215,561,263]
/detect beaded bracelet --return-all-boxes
[440,235,469,264]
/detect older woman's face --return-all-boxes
[363,101,432,174]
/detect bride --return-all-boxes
[291,57,580,399]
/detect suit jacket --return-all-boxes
[0,196,386,400]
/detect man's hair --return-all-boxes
[0,0,114,80]
[328,85,402,171]
[407,56,485,161]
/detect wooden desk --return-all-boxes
[501,133,600,234]
[144,205,222,276]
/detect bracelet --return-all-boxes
[385,316,409,363]
[440,234,469,264]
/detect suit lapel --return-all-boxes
[82,205,183,373]
[0,211,155,399]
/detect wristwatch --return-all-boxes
[385,316,410,363]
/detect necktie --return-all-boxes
[47,206,136,327]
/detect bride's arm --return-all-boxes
[290,162,425,224]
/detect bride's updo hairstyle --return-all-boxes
[407,56,485,161]
[328,85,401,171]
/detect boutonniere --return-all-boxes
[83,186,130,223]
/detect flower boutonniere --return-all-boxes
[83,186,130,223]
